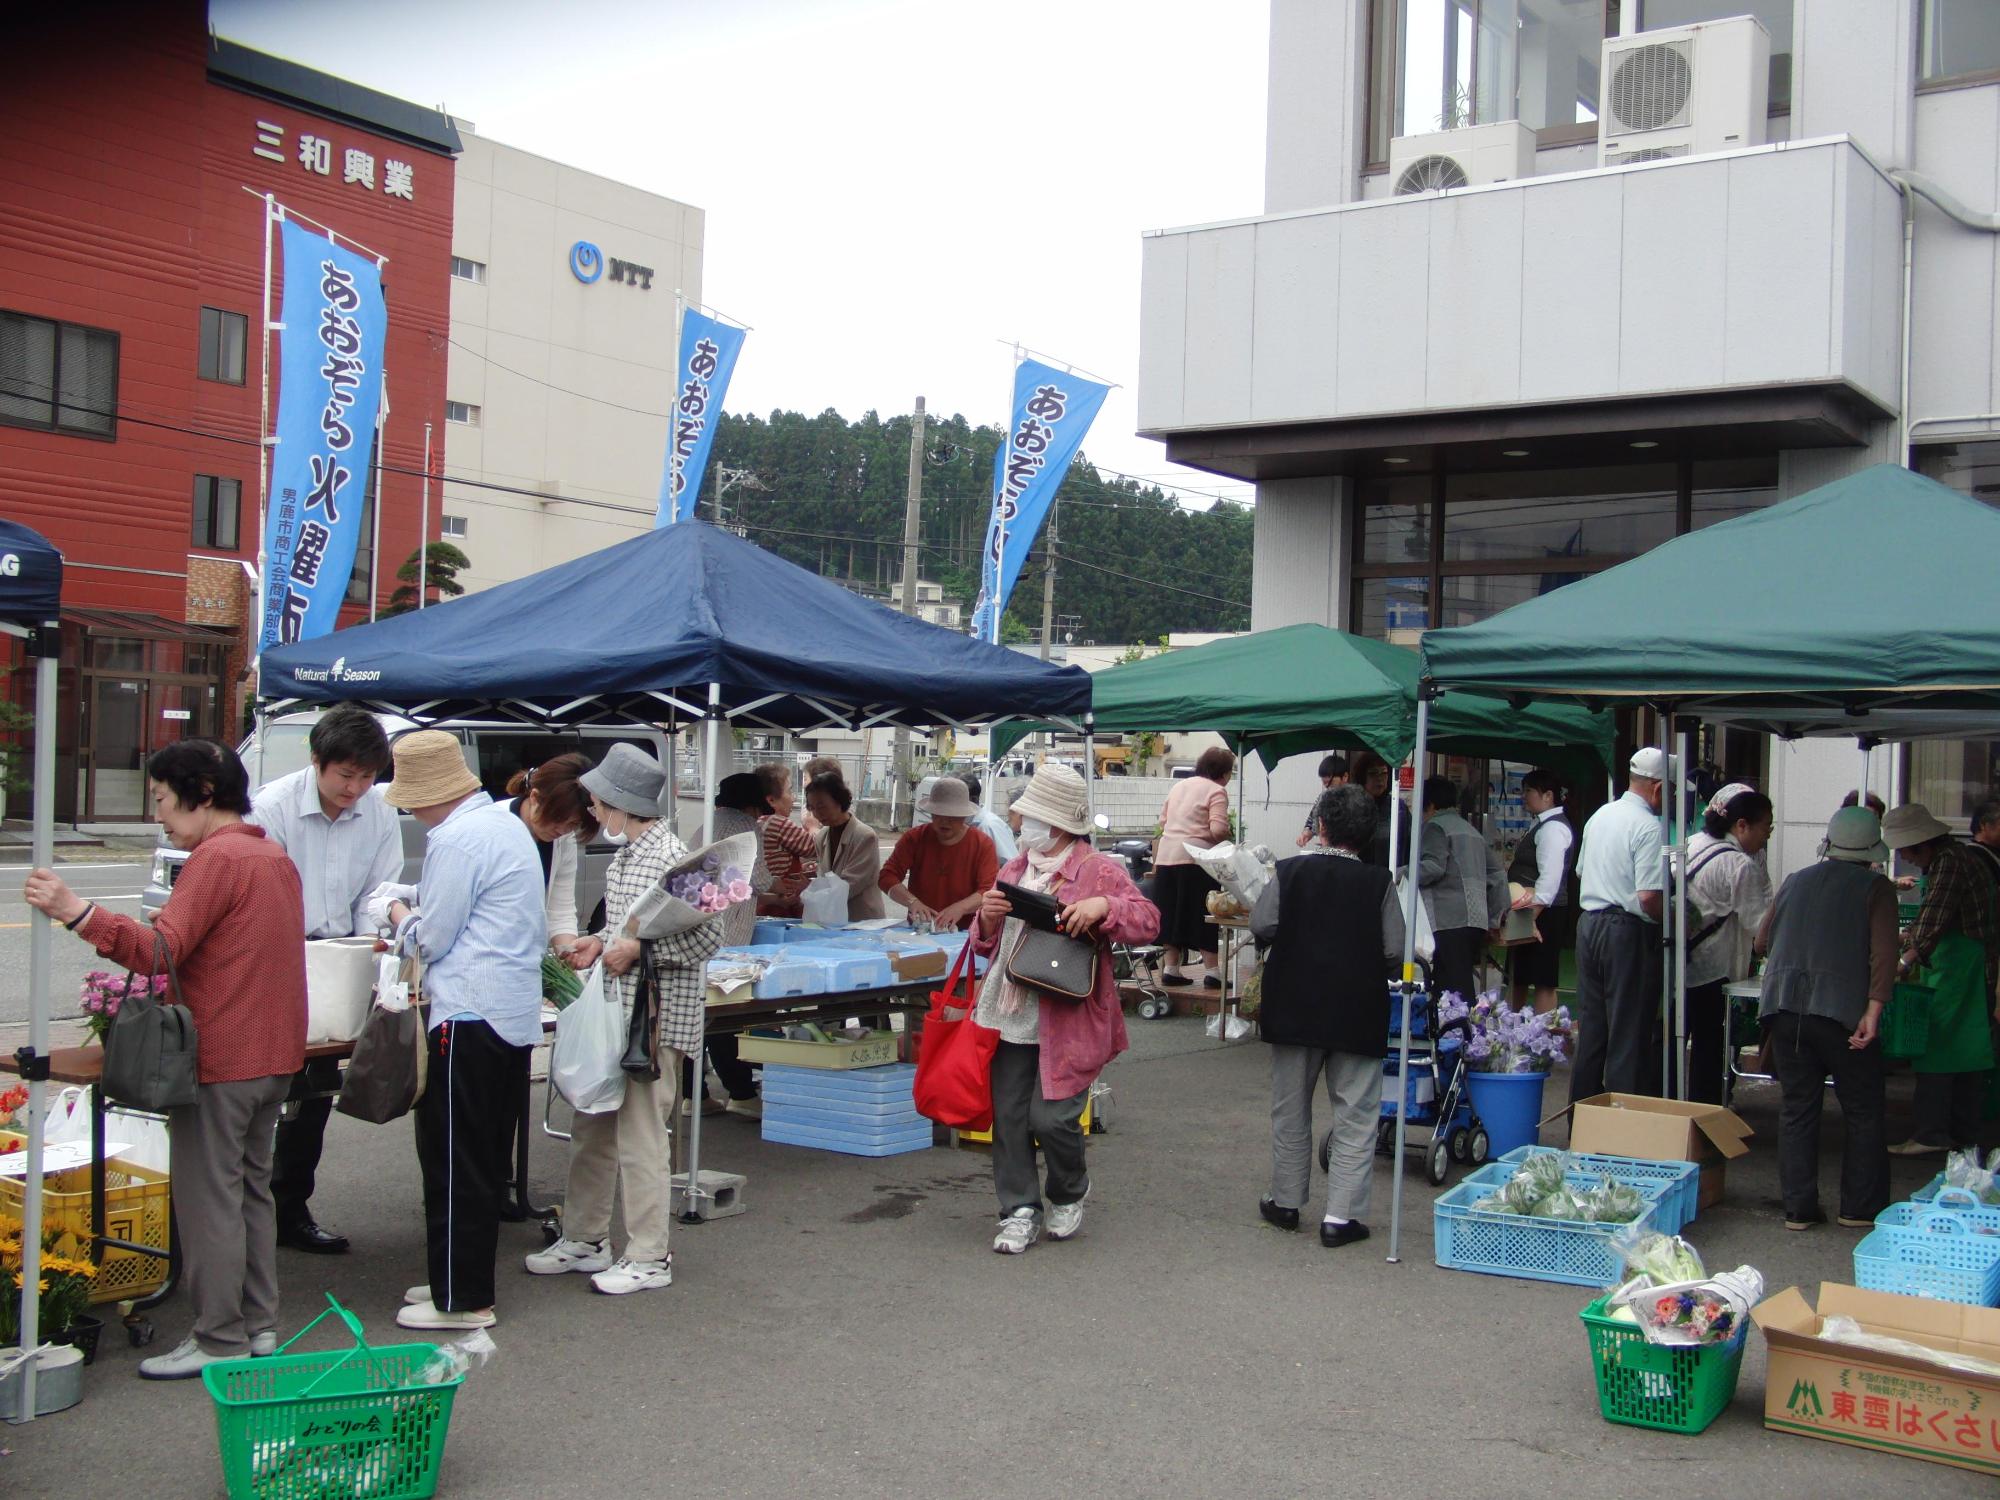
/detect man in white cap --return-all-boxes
[1882,802,1999,1155]
[1754,805,1896,1230]
[1569,748,1668,1102]
[370,730,547,1331]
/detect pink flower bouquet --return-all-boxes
[79,970,168,1045]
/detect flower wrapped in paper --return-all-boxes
[1438,988,1574,1073]
[624,831,758,941]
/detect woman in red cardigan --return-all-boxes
[25,738,306,1381]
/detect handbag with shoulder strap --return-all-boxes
[102,931,199,1110]
[1004,925,1100,1003]
[620,940,663,1079]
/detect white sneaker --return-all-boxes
[138,1335,226,1380]
[991,1207,1040,1255]
[591,1257,672,1295]
[1046,1183,1091,1241]
[249,1330,278,1358]
[523,1236,611,1276]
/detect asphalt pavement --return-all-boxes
[0,1011,1988,1497]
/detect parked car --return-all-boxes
[142,711,678,929]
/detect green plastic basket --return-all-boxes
[202,1296,463,1500]
[1881,980,1934,1061]
[1579,1294,1747,1435]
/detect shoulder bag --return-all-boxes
[101,931,199,1111]
[912,942,998,1129]
[995,880,1099,1002]
[620,940,663,1079]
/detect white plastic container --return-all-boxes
[304,937,378,1042]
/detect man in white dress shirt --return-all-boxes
[1570,748,1668,1104]
[250,705,401,1254]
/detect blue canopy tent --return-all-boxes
[1,520,63,1420]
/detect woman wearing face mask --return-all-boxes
[538,745,724,1294]
[502,753,599,966]
[969,763,1159,1255]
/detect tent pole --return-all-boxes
[701,682,720,846]
[1082,713,1096,830]
[1388,753,1403,874]
[15,623,58,1421]
[681,682,724,1226]
[1388,692,1432,1266]
[1674,724,1692,1102]
[1659,716,1676,1101]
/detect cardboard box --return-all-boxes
[1753,1283,2000,1476]
[888,946,947,982]
[1568,1092,1751,1211]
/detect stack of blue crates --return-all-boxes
[760,1062,931,1158]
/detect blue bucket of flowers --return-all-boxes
[1438,991,1573,1156]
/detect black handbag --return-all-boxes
[1004,925,1100,1003]
[101,932,199,1111]
[621,941,662,1079]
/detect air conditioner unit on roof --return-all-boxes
[1599,14,1769,169]
[1388,120,1538,195]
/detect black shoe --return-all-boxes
[1258,1198,1300,1231]
[1320,1219,1370,1249]
[1203,974,1223,989]
[1161,971,1193,987]
[1784,1208,1827,1232]
[277,1217,350,1254]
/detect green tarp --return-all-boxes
[995,623,1613,780]
[1421,464,2000,736]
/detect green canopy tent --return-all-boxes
[1396,462,2000,1261]
[993,623,1614,784]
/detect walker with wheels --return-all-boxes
[1322,979,1489,1187]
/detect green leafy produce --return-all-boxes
[1618,1231,1706,1286]
[542,951,583,1009]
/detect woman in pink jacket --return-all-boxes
[970,763,1159,1254]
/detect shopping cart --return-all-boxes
[1322,979,1489,1187]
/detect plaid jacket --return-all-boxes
[1905,840,2000,988]
[595,819,724,1058]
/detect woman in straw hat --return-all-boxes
[530,744,727,1295]
[969,763,1158,1254]
[1881,802,2000,1156]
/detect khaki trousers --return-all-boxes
[563,1048,683,1263]
[168,1073,292,1355]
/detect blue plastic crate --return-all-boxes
[1462,1161,1689,1235]
[1498,1146,1701,1229]
[762,1062,915,1097]
[1433,1178,1665,1286]
[1854,1204,2000,1304]
[761,1118,933,1157]
[780,944,898,991]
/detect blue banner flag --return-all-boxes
[658,308,747,525]
[972,358,1111,641]
[259,220,388,650]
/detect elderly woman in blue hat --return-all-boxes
[529,744,724,1296]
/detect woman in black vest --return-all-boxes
[1249,784,1406,1248]
[1507,768,1576,1015]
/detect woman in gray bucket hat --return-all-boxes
[529,744,725,1296]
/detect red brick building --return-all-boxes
[0,4,456,821]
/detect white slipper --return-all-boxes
[395,1300,496,1332]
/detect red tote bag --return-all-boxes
[912,941,999,1130]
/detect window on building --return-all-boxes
[1366,0,1790,166]
[441,514,467,538]
[0,309,117,436]
[1905,441,2000,823]
[190,475,241,551]
[1920,0,2000,87]
[197,307,248,385]
[446,401,479,425]
[1349,454,1777,639]
[450,256,487,284]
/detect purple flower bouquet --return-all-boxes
[1438,988,1574,1074]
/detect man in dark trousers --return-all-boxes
[1570,748,1667,1102]
[250,705,401,1254]
[1967,799,2000,890]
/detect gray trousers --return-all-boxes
[1270,1046,1383,1222]
[989,1041,1089,1217]
[1571,910,1661,1103]
[168,1073,292,1355]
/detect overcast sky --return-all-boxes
[209,0,1270,508]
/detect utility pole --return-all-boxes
[1038,499,1058,661]
[894,397,925,821]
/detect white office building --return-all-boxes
[444,129,703,592]
[1140,1,2000,875]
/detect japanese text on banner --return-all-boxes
[657,309,746,527]
[972,358,1110,642]
[259,219,387,649]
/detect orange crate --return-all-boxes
[1,1130,170,1304]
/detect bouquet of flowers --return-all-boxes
[0,1217,100,1344]
[1437,988,1574,1073]
[0,1084,28,1131]
[626,831,759,940]
[79,971,169,1045]
[1604,1230,1762,1346]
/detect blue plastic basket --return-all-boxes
[1499,1146,1701,1230]
[1853,1204,2000,1304]
[1434,1178,1665,1287]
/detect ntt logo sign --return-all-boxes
[569,240,604,283]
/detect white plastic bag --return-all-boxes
[548,964,626,1115]
[1188,841,1274,907]
[1394,873,1436,966]
[43,1084,171,1173]
[799,872,850,928]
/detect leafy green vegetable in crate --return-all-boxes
[1615,1229,1706,1286]
[1580,1181,1646,1224]
[1531,1186,1588,1221]
[541,951,583,1009]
